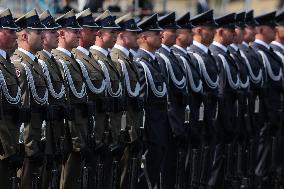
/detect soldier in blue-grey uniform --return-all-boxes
[208,13,240,189]
[189,9,220,188]
[252,11,283,188]
[134,14,169,189]
[155,12,188,189]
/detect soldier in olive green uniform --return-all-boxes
[89,10,123,189]
[37,10,65,189]
[11,9,48,189]
[110,14,143,188]
[0,8,23,189]
[72,8,106,188]
[51,10,89,189]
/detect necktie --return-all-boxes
[129,52,134,62]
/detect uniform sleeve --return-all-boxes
[135,60,147,102]
[212,55,225,98]
[13,62,29,107]
[155,53,169,86]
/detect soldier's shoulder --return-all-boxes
[11,54,23,66]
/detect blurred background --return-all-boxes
[0,0,283,18]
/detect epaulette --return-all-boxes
[134,57,142,63]
[11,57,23,64]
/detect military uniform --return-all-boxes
[252,11,283,187]
[189,10,220,188]
[52,10,89,189]
[208,13,240,189]
[11,9,48,189]
[90,10,123,189]
[36,10,65,189]
[72,8,106,189]
[0,8,23,189]
[110,14,143,189]
[270,12,284,185]
[155,12,188,189]
[134,14,170,188]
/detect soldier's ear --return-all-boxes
[57,30,65,38]
[96,30,103,38]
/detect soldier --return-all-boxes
[72,8,105,189]
[171,11,203,188]
[72,7,106,188]
[208,13,240,189]
[110,14,143,189]
[134,14,169,189]
[51,10,89,189]
[155,12,188,189]
[0,8,23,189]
[238,12,264,186]
[189,9,219,188]
[11,9,48,189]
[36,10,65,189]
[270,11,284,186]
[89,10,123,189]
[227,11,251,187]
[252,11,283,188]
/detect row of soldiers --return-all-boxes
[0,5,283,189]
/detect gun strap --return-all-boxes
[141,151,152,189]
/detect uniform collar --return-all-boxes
[0,48,7,59]
[56,47,72,57]
[90,45,109,57]
[113,44,130,57]
[230,43,239,51]
[242,41,249,47]
[271,41,284,51]
[130,49,137,57]
[43,49,52,58]
[18,47,36,61]
[212,41,227,52]
[77,46,90,56]
[140,48,156,60]
[193,40,208,53]
[161,44,171,52]
[255,39,270,49]
[173,44,188,54]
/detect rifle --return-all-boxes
[223,143,234,189]
[46,105,60,189]
[270,136,281,189]
[10,176,20,189]
[189,149,200,189]
[128,157,138,189]
[199,146,210,189]
[94,130,110,189]
[175,150,186,189]
[81,101,96,189]
[31,173,40,189]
